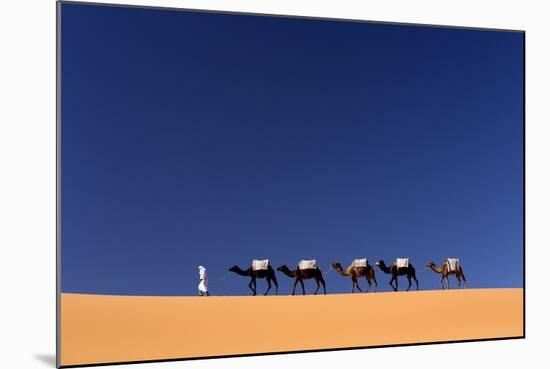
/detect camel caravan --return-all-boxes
[226,257,467,296]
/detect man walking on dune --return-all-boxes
[198,265,209,296]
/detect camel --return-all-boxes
[228,265,278,296]
[277,265,327,295]
[426,261,467,289]
[330,261,377,293]
[375,260,419,291]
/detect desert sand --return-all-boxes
[60,288,523,366]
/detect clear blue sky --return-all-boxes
[60,3,524,295]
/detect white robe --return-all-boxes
[198,267,208,292]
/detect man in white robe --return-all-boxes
[198,265,209,296]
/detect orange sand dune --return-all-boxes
[60,288,523,366]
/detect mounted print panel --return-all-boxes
[57,1,525,367]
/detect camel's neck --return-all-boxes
[378,263,391,274]
[429,265,443,274]
[335,266,349,276]
[280,266,297,277]
[232,267,250,276]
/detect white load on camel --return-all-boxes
[445,258,460,272]
[395,258,410,268]
[298,259,317,270]
[352,258,368,268]
[251,259,269,271]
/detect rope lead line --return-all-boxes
[220,271,231,281]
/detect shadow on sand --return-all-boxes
[33,353,56,367]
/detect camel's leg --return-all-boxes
[249,278,257,296]
[351,279,355,293]
[365,276,371,293]
[291,278,299,295]
[456,274,462,288]
[314,279,320,295]
[445,275,450,289]
[270,273,279,295]
[299,279,306,295]
[264,278,272,295]
[320,277,327,294]
[406,275,412,291]
[373,275,378,292]
[271,274,279,295]
[351,277,361,293]
[460,270,468,288]
[412,274,419,291]
[439,275,445,289]
[390,276,398,291]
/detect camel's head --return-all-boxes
[228,265,239,273]
[375,260,384,267]
[330,262,341,269]
[276,265,287,272]
[425,261,436,269]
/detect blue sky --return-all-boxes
[61,3,524,295]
